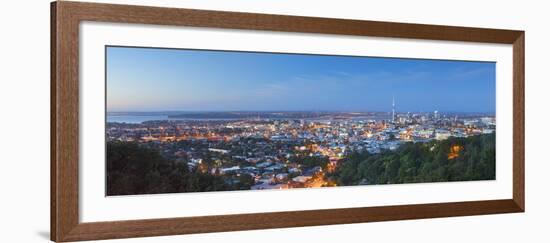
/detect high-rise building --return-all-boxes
[392,95,396,123]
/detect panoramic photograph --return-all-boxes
[105,46,496,196]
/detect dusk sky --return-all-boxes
[106,46,496,113]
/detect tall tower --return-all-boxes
[392,95,396,123]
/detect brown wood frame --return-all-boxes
[51,1,525,242]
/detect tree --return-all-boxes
[333,133,496,186]
[107,141,231,195]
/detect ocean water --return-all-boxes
[106,115,242,124]
[107,115,168,124]
[107,113,393,124]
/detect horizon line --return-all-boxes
[107,110,497,114]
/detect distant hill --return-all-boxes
[167,111,379,119]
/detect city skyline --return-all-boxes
[107,46,496,113]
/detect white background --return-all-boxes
[0,0,547,242]
[80,22,513,222]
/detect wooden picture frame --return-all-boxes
[51,1,524,242]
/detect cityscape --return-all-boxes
[105,46,496,196]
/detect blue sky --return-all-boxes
[106,46,496,113]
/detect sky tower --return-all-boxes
[392,95,396,123]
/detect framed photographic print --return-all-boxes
[51,1,525,242]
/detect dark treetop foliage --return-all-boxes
[106,142,252,196]
[331,133,495,186]
[107,133,495,195]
